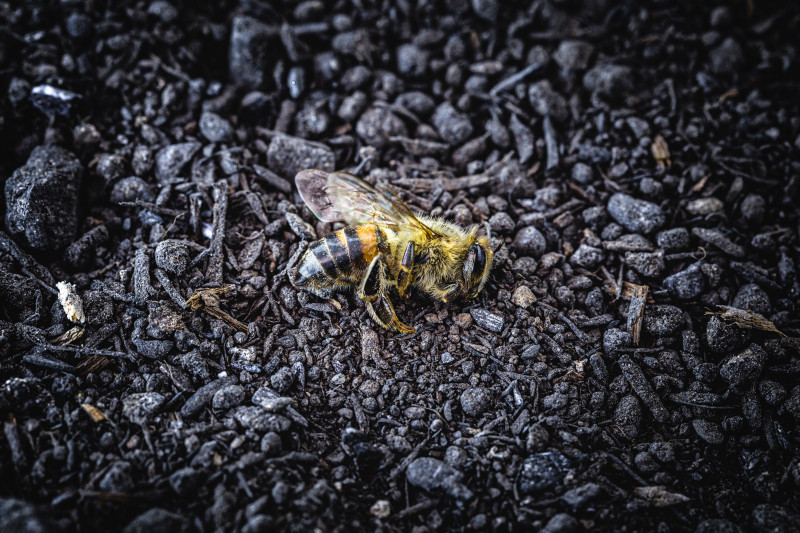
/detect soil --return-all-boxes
[1,1,799,532]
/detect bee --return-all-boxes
[288,169,494,334]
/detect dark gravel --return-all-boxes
[1,2,799,532]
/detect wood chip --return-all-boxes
[81,403,108,423]
[651,134,671,169]
[626,284,649,345]
[706,305,784,337]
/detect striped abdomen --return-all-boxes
[291,226,380,288]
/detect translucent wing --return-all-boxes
[296,169,439,237]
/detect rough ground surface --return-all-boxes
[1,1,800,532]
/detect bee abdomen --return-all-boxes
[291,228,368,287]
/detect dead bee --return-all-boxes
[288,169,493,334]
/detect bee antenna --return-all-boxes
[483,221,492,241]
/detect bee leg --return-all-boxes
[396,241,415,299]
[437,283,461,303]
[359,254,416,334]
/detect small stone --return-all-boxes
[212,384,246,410]
[396,43,428,78]
[553,40,594,71]
[99,461,134,493]
[615,395,642,439]
[540,513,579,533]
[155,142,201,183]
[266,134,335,179]
[657,228,690,251]
[691,227,745,258]
[5,145,83,252]
[513,226,547,258]
[406,457,473,500]
[686,197,723,215]
[355,106,408,148]
[512,286,536,309]
[469,308,504,333]
[229,15,273,89]
[571,162,593,184]
[488,212,515,235]
[583,64,634,99]
[0,498,61,532]
[707,315,750,354]
[607,193,665,234]
[644,305,683,336]
[560,483,602,512]
[110,176,155,204]
[604,234,655,252]
[122,392,166,424]
[123,509,193,533]
[663,262,706,300]
[732,284,772,315]
[720,344,765,385]
[169,468,202,497]
[603,328,631,355]
[570,244,605,269]
[709,38,744,75]
[758,380,786,406]
[740,194,766,226]
[649,441,675,463]
[624,251,665,277]
[692,419,724,445]
[154,240,190,276]
[460,387,492,417]
[260,432,283,455]
[518,451,570,494]
[270,367,295,393]
[695,519,743,533]
[199,111,233,143]
[96,154,127,182]
[470,0,498,21]
[181,376,238,418]
[528,80,568,123]
[432,102,474,145]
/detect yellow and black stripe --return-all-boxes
[293,226,379,286]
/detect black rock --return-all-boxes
[571,162,594,184]
[625,251,665,277]
[0,498,62,533]
[607,193,665,234]
[615,395,642,439]
[644,305,683,336]
[470,0,498,21]
[657,227,690,250]
[95,154,127,183]
[406,457,474,500]
[30,85,82,116]
[553,40,594,71]
[169,467,202,497]
[123,508,193,533]
[122,392,166,424]
[541,513,579,533]
[583,64,634,99]
[199,111,234,143]
[154,240,190,276]
[5,145,83,252]
[709,38,744,75]
[518,451,570,494]
[99,461,134,493]
[692,419,724,445]
[181,376,238,418]
[570,244,605,269]
[154,142,201,183]
[469,308,505,333]
[707,316,750,354]
[111,177,155,204]
[560,482,602,512]
[691,227,745,258]
[212,384,246,410]
[355,106,407,148]
[396,43,429,78]
[270,367,295,393]
[528,80,568,123]
[432,102,474,145]
[460,387,492,417]
[720,344,765,385]
[732,284,772,315]
[513,226,547,258]
[266,134,334,179]
[695,519,743,533]
[663,262,707,300]
[229,15,274,89]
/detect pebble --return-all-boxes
[583,64,634,99]
[199,111,234,143]
[271,367,295,393]
[406,457,473,500]
[96,154,127,182]
[571,162,593,184]
[732,283,772,315]
[695,519,744,533]
[169,467,202,497]
[709,37,744,75]
[560,482,602,512]
[123,508,193,533]
[553,40,594,71]
[758,380,786,406]
[691,227,745,258]
[615,395,642,439]
[181,376,238,418]
[432,102,474,145]
[99,461,134,492]
[570,244,605,269]
[154,240,190,276]
[471,0,498,21]
[355,106,408,148]
[624,251,665,277]
[396,43,429,78]
[155,142,201,183]
[518,451,570,494]
[110,176,156,204]
[229,15,273,89]
[266,134,335,179]
[720,344,765,385]
[739,194,766,226]
[706,315,750,354]
[394,91,435,117]
[488,211,515,235]
[686,197,723,215]
[261,431,283,455]
[644,305,683,336]
[5,145,83,252]
[604,234,654,252]
[513,226,547,258]
[528,80,568,123]
[212,384,246,410]
[0,498,61,533]
[540,513,579,533]
[657,227,690,250]
[512,285,536,309]
[603,328,631,355]
[663,262,707,300]
[607,193,665,234]
[649,441,675,463]
[692,419,724,445]
[122,392,166,424]
[470,308,504,333]
[460,387,492,418]
[618,355,669,422]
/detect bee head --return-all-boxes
[462,230,494,299]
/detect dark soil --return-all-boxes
[1,1,800,532]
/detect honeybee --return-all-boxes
[288,169,494,334]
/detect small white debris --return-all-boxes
[56,281,85,323]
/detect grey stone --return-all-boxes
[122,392,166,424]
[607,193,665,234]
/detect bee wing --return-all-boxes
[325,171,439,237]
[295,169,347,223]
